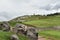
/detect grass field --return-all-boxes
[23,15,60,27]
[38,30,60,40]
[9,15,60,27]
[0,31,12,40]
[22,15,60,40]
[8,15,60,40]
[0,31,29,40]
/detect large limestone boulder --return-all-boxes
[15,23,27,34]
[27,27,38,39]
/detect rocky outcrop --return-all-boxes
[11,23,38,40]
[27,27,38,40]
[0,22,10,31]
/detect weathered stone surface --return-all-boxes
[11,23,38,40]
[11,27,17,33]
[15,23,27,34]
[0,22,10,31]
[10,34,19,40]
[27,27,38,40]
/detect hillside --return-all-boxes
[8,13,60,40]
[0,13,60,40]
[23,15,60,27]
[0,31,29,40]
[9,13,60,27]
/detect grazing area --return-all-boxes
[0,31,29,40]
[23,15,60,27]
[0,31,12,40]
[38,30,60,40]
[0,0,60,40]
[0,13,60,40]
[8,13,60,40]
[9,13,60,28]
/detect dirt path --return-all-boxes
[38,36,46,40]
[38,36,54,40]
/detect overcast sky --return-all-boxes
[0,0,60,21]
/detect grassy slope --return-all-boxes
[39,30,60,40]
[0,31,12,40]
[8,15,60,40]
[22,15,60,40]
[9,15,60,27]
[0,31,29,40]
[23,15,60,27]
[8,21,17,27]
[0,22,29,40]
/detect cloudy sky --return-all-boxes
[0,0,60,21]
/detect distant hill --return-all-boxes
[8,12,60,27]
[9,12,60,22]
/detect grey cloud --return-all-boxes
[38,0,60,10]
[39,4,52,10]
[52,3,60,10]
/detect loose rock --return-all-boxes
[10,34,19,40]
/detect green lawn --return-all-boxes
[38,30,60,40]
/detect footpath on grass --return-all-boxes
[38,36,46,40]
[38,36,52,40]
